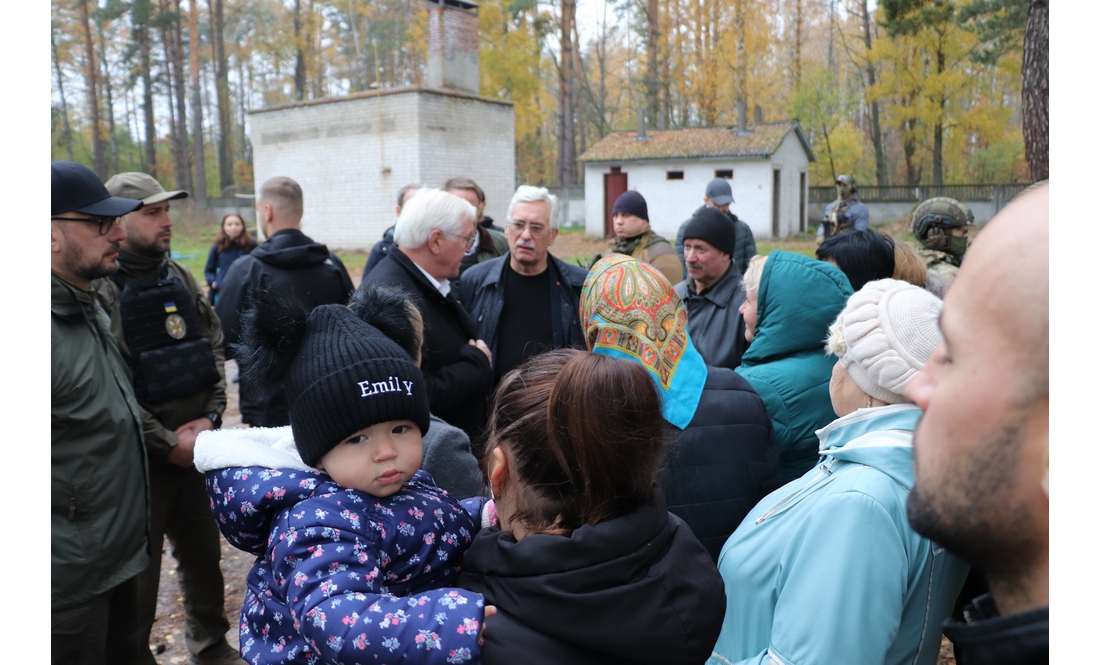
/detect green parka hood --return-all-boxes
[741,250,853,365]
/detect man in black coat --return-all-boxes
[459,186,588,386]
[215,176,354,427]
[362,183,420,279]
[361,188,494,448]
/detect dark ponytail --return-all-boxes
[484,349,666,536]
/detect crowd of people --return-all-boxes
[52,159,1048,665]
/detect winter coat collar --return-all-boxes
[684,262,742,306]
[943,593,1048,665]
[51,272,96,320]
[194,425,313,473]
[117,248,168,282]
[251,228,332,269]
[815,404,922,489]
[477,252,584,289]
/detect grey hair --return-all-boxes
[396,183,421,208]
[506,185,560,229]
[393,188,476,249]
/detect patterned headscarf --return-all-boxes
[580,254,707,429]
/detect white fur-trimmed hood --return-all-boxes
[194,426,315,473]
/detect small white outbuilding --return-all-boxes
[578,121,816,240]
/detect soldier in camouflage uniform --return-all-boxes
[816,175,870,245]
[911,197,974,293]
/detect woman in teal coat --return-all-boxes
[709,279,968,665]
[735,251,853,481]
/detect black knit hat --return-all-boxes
[612,190,649,221]
[683,207,736,257]
[234,292,431,468]
[286,306,430,465]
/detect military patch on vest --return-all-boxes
[165,313,187,339]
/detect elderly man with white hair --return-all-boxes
[361,188,494,444]
[459,185,589,390]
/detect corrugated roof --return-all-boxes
[577,121,814,163]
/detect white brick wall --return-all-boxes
[583,131,810,240]
[250,89,515,250]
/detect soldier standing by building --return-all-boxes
[96,172,241,665]
[911,196,974,293]
[816,174,870,245]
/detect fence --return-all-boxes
[809,183,1030,210]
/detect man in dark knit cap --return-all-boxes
[673,207,749,371]
[608,190,683,285]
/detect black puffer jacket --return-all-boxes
[460,489,725,665]
[660,365,781,561]
[214,228,354,426]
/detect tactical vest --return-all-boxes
[823,198,859,238]
[114,274,220,404]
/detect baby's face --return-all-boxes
[316,420,424,497]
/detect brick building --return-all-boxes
[248,0,515,250]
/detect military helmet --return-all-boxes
[911,197,974,257]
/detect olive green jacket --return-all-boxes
[93,250,227,466]
[52,273,150,610]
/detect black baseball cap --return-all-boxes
[52,161,143,217]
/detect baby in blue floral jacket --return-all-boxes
[195,292,486,665]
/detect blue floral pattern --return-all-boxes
[206,467,483,664]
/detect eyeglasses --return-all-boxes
[51,215,122,235]
[506,220,549,237]
[448,231,478,251]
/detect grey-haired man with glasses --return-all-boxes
[459,185,589,387]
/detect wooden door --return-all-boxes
[772,169,781,238]
[604,171,628,238]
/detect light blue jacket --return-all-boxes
[708,405,968,665]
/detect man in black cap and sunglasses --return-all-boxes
[51,160,152,664]
[93,172,240,665]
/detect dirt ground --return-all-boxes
[152,267,958,663]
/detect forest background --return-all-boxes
[50,0,1046,204]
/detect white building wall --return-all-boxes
[249,90,514,250]
[767,132,811,238]
[584,157,780,240]
[414,93,515,227]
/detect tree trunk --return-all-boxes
[161,0,191,192]
[645,0,659,125]
[51,24,75,162]
[293,0,306,101]
[932,46,945,185]
[133,0,158,176]
[95,12,120,175]
[860,0,887,186]
[79,0,108,178]
[793,0,803,89]
[210,0,234,191]
[188,0,207,205]
[1022,0,1048,182]
[735,0,747,114]
[557,0,577,186]
[573,16,586,157]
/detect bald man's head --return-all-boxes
[905,182,1048,614]
[957,182,1049,395]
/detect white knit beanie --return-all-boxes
[824,278,943,404]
